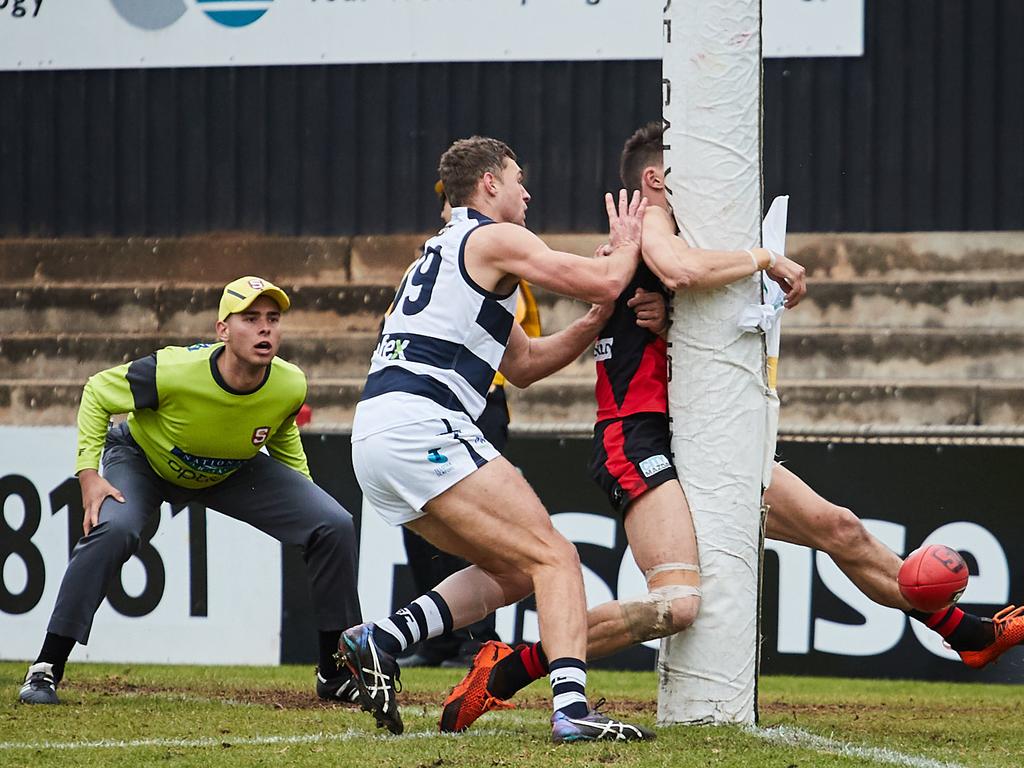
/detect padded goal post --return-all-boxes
[659,0,775,725]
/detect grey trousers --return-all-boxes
[48,423,361,644]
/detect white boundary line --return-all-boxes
[747,725,967,768]
[0,728,510,752]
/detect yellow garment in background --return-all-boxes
[491,280,541,388]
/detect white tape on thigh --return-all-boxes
[644,562,701,581]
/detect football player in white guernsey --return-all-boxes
[340,136,655,742]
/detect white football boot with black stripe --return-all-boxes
[551,699,655,743]
[19,662,59,705]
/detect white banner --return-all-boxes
[0,427,281,665]
[1,0,863,72]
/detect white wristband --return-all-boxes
[745,248,760,272]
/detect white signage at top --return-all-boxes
[0,0,865,72]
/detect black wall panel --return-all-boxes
[1,1,1021,237]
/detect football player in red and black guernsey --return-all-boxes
[440,122,1024,734]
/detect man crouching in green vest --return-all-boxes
[18,276,362,706]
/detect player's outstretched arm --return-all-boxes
[499,302,613,388]
[641,206,806,305]
[475,190,645,304]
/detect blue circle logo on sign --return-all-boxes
[110,0,273,31]
[197,0,274,28]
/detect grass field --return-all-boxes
[2,661,1021,767]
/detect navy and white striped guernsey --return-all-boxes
[351,207,520,440]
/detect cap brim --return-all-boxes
[220,286,290,321]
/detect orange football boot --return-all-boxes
[958,605,1024,669]
[440,640,516,732]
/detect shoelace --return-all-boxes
[591,697,607,715]
[992,605,1024,639]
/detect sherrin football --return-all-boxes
[897,544,969,613]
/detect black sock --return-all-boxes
[491,642,548,700]
[36,633,76,683]
[946,613,994,652]
[909,609,993,652]
[318,630,342,677]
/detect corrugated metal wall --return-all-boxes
[1,1,1021,237]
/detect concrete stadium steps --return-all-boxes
[776,327,1024,380]
[0,332,596,380]
[7,327,1024,382]
[789,232,1024,279]
[3,231,1024,430]
[787,278,1024,329]
[1,282,591,335]
[0,284,397,335]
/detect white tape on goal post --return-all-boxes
[659,0,769,725]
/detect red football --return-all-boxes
[898,544,969,612]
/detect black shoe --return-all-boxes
[19,663,59,705]
[339,623,404,735]
[316,667,360,703]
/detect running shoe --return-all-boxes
[551,699,655,743]
[339,623,403,734]
[439,640,515,733]
[18,662,59,705]
[958,605,1024,669]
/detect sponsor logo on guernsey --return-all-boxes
[187,342,213,352]
[375,334,410,361]
[251,426,271,446]
[594,337,613,362]
[170,447,245,477]
[639,454,672,478]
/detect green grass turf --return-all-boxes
[2,662,1021,767]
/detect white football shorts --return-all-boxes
[352,416,500,526]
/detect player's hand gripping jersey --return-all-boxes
[353,207,520,438]
[76,343,310,488]
[594,262,670,421]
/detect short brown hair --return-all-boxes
[620,121,665,193]
[438,136,518,208]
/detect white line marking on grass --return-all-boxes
[748,725,967,768]
[0,728,509,752]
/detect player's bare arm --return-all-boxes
[466,190,646,303]
[641,206,807,307]
[499,302,614,387]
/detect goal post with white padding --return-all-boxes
[659,0,778,725]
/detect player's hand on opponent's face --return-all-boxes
[765,251,807,308]
[605,189,647,254]
[627,287,668,336]
[78,469,126,535]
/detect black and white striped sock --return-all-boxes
[549,657,589,719]
[372,590,453,655]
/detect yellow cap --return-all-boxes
[218,276,290,322]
